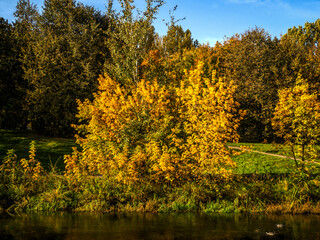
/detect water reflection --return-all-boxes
[1,212,320,240]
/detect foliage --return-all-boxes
[1,136,320,213]
[0,17,26,130]
[174,62,242,180]
[161,25,194,56]
[0,130,76,172]
[272,75,320,164]
[105,0,163,85]
[140,45,217,89]
[3,0,320,215]
[16,0,109,136]
[280,19,320,95]
[0,141,43,187]
[65,61,242,187]
[0,140,76,212]
[0,141,43,212]
[214,28,281,142]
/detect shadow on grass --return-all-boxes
[0,129,76,172]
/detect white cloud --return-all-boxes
[274,0,320,19]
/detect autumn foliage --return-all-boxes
[272,76,320,163]
[65,60,243,186]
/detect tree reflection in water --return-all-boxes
[0,213,320,240]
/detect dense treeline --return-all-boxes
[1,0,320,214]
[1,0,320,141]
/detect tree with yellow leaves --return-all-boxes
[272,75,320,166]
[65,61,243,187]
[175,62,242,180]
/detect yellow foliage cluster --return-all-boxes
[20,141,43,181]
[272,76,320,161]
[0,141,43,185]
[65,57,243,186]
[175,62,242,179]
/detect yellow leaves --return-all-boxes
[0,141,43,191]
[273,76,320,162]
[20,141,43,181]
[170,61,241,179]
[66,49,244,186]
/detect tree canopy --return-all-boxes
[0,0,319,147]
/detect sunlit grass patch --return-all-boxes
[228,142,320,159]
[230,144,320,175]
[231,152,296,174]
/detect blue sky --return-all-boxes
[1,0,320,45]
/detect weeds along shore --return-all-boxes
[1,139,320,214]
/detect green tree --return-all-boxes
[280,19,320,92]
[0,17,26,129]
[105,0,164,85]
[162,25,194,56]
[2,0,39,130]
[215,27,281,142]
[22,0,109,136]
[272,75,320,165]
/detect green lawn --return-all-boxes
[231,151,297,174]
[228,142,291,156]
[228,142,320,157]
[229,143,320,174]
[0,129,76,172]
[1,129,319,175]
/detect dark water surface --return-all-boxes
[0,212,320,240]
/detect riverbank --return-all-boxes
[1,130,320,214]
[1,162,320,214]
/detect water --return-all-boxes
[0,212,320,240]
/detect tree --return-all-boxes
[272,75,320,165]
[162,25,194,56]
[280,19,320,92]
[105,0,164,85]
[214,27,281,142]
[1,0,39,130]
[65,61,242,186]
[174,62,242,180]
[0,17,26,129]
[21,0,109,136]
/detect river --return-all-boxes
[1,212,320,239]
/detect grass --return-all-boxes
[229,142,320,175]
[0,129,76,172]
[228,142,320,158]
[228,142,290,156]
[1,130,320,214]
[1,129,319,175]
[231,152,297,174]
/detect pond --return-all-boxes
[0,212,320,239]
